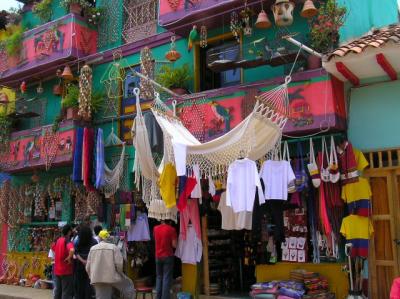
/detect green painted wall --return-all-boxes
[348,80,400,151]
[22,1,70,30]
[338,0,399,43]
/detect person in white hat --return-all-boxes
[86,230,135,299]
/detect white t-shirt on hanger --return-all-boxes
[226,158,265,212]
[260,160,295,200]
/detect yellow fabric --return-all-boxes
[159,163,177,208]
[341,177,371,203]
[354,148,369,172]
[340,215,374,239]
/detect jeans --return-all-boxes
[156,256,174,299]
[93,275,135,299]
[54,275,74,299]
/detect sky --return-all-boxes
[0,0,21,11]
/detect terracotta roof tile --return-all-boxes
[326,23,400,61]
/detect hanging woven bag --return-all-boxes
[329,136,340,183]
[307,138,321,188]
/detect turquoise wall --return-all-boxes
[348,80,400,151]
[338,0,399,43]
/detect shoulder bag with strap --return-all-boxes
[294,142,307,192]
[320,137,330,183]
[283,141,296,194]
[307,138,321,188]
[329,136,340,183]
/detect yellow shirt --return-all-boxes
[341,177,371,203]
[353,148,369,172]
[340,215,374,257]
[159,163,177,208]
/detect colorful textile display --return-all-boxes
[340,214,374,257]
[82,127,95,191]
[73,127,84,182]
[95,128,105,189]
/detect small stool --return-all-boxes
[135,286,154,299]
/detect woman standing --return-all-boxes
[74,225,97,299]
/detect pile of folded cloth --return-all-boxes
[290,270,335,298]
[250,281,305,299]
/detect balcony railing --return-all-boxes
[0,14,97,85]
[0,120,77,173]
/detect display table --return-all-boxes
[256,263,349,299]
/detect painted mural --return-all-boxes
[0,121,76,173]
[0,14,97,79]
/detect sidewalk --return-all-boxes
[0,285,52,299]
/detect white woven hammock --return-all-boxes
[103,128,126,198]
[132,77,290,201]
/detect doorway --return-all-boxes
[364,149,400,298]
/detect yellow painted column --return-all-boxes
[182,264,197,297]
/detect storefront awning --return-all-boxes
[322,23,400,85]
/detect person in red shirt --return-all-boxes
[52,224,75,299]
[154,220,177,299]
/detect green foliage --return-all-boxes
[60,0,91,10]
[0,25,24,57]
[310,0,347,53]
[85,7,104,25]
[91,91,105,114]
[0,115,11,153]
[61,84,79,108]
[32,0,53,23]
[156,64,192,90]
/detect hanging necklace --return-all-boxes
[42,128,59,171]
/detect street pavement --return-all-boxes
[0,285,52,299]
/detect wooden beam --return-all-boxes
[376,53,398,81]
[336,62,360,86]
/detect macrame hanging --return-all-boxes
[41,127,59,171]
[100,51,125,117]
[78,64,93,120]
[200,25,207,48]
[102,128,126,198]
[86,190,102,215]
[140,47,155,101]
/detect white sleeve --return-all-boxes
[208,176,216,196]
[254,165,265,204]
[172,142,187,176]
[175,236,183,259]
[259,162,267,199]
[287,161,296,182]
[225,165,234,207]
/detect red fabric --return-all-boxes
[318,152,332,236]
[390,278,400,299]
[83,128,95,191]
[177,177,197,212]
[52,237,74,276]
[180,198,201,240]
[338,142,359,185]
[154,224,177,258]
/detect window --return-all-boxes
[198,38,241,92]
[123,0,158,44]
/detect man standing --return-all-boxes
[154,220,177,299]
[53,224,75,299]
[86,230,135,299]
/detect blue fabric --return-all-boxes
[156,256,174,299]
[0,173,11,186]
[95,128,105,189]
[73,127,84,182]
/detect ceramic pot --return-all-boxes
[307,55,322,70]
[69,3,82,14]
[53,84,63,96]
